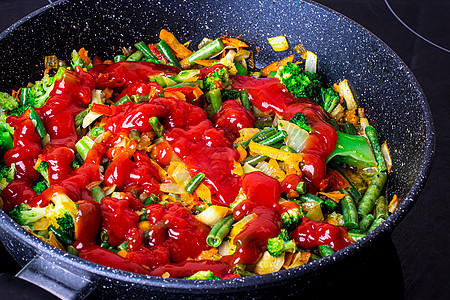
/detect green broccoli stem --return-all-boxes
[185,38,225,67]
[206,215,236,247]
[48,225,74,246]
[375,196,389,220]
[149,117,164,138]
[126,50,144,61]
[91,186,106,203]
[340,192,359,230]
[242,154,269,167]
[28,107,47,139]
[239,90,251,111]
[357,172,387,217]
[206,89,222,114]
[156,40,181,68]
[257,130,288,146]
[185,173,205,194]
[135,41,159,61]
[240,127,277,149]
[114,55,126,62]
[318,245,334,257]
[365,125,387,172]
[0,132,14,150]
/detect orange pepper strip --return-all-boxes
[318,192,346,203]
[221,37,249,48]
[159,29,193,59]
[261,54,294,77]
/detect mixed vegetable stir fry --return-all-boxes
[0,30,398,279]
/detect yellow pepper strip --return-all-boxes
[232,160,244,176]
[248,141,303,173]
[195,183,211,204]
[138,221,151,232]
[318,191,347,203]
[267,158,286,181]
[196,248,222,261]
[389,194,398,213]
[192,86,204,99]
[236,144,247,163]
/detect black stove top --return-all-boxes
[0,0,449,299]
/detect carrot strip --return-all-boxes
[159,29,193,59]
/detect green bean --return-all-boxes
[185,173,205,194]
[48,225,74,246]
[206,88,222,114]
[156,40,181,68]
[91,186,105,203]
[170,69,201,83]
[242,155,268,167]
[134,41,158,60]
[348,232,365,241]
[206,215,236,247]
[114,55,126,62]
[365,125,387,172]
[324,199,338,211]
[357,172,387,217]
[240,127,277,149]
[327,118,340,131]
[341,194,359,230]
[353,213,375,233]
[375,196,389,220]
[139,208,147,222]
[114,95,132,105]
[367,217,385,233]
[126,50,144,61]
[149,117,164,138]
[144,194,159,205]
[28,107,46,139]
[240,90,251,111]
[185,38,225,67]
[117,241,129,251]
[318,245,334,257]
[258,130,288,146]
[341,123,357,135]
[280,145,296,153]
[91,126,104,138]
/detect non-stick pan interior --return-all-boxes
[0,0,434,298]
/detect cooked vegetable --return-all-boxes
[206,215,236,247]
[276,62,322,99]
[357,172,388,217]
[288,112,311,132]
[318,245,334,257]
[181,38,225,68]
[185,173,206,194]
[267,229,297,257]
[365,125,387,172]
[134,41,159,61]
[267,36,289,52]
[188,270,220,280]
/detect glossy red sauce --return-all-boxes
[150,260,231,278]
[290,218,353,251]
[212,100,255,141]
[230,75,337,190]
[88,61,179,89]
[228,172,282,265]
[280,174,303,194]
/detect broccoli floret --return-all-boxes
[281,205,303,227]
[320,87,340,113]
[32,180,48,195]
[8,203,46,226]
[71,49,93,70]
[56,211,75,241]
[267,229,297,257]
[0,92,19,111]
[187,270,220,280]
[276,62,322,99]
[28,74,55,108]
[221,90,240,101]
[36,161,49,184]
[0,164,15,190]
[289,112,311,132]
[203,67,230,91]
[7,105,30,117]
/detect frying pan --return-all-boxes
[0,0,434,298]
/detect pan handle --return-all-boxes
[16,255,95,300]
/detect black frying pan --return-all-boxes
[0,0,434,298]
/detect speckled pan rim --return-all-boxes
[0,0,435,293]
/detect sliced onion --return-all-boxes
[381,141,392,173]
[277,119,309,153]
[302,50,317,73]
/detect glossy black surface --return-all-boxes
[0,0,446,299]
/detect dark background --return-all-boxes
[0,0,449,299]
